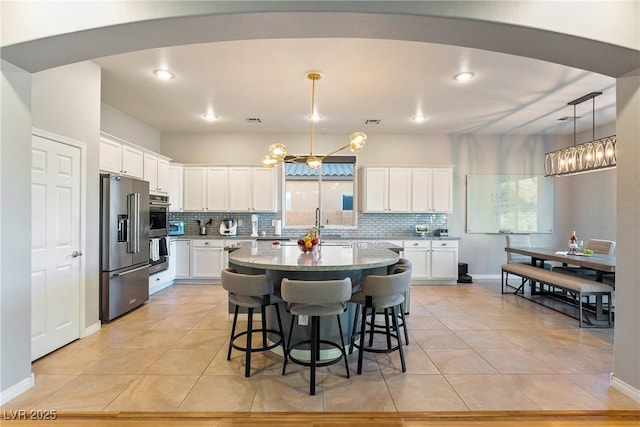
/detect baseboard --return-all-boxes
[81,321,101,338]
[149,280,173,295]
[471,274,501,280]
[0,373,34,405]
[611,373,640,402]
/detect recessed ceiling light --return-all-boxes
[453,71,475,82]
[153,69,175,80]
[202,112,217,121]
[412,115,428,123]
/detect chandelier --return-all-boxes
[261,71,367,170]
[544,92,616,177]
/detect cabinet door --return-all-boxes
[143,153,158,191]
[168,164,183,212]
[361,168,388,212]
[432,168,453,212]
[121,145,144,178]
[403,245,431,279]
[99,138,122,173]
[252,168,277,212]
[206,167,228,211]
[190,244,223,278]
[430,241,458,279]
[228,167,252,211]
[183,167,206,211]
[157,158,170,193]
[388,168,412,212]
[174,240,190,278]
[167,240,177,278]
[411,168,433,212]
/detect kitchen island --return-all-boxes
[227,241,401,356]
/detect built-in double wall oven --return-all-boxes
[149,194,170,274]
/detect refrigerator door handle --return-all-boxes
[112,263,151,277]
[127,192,141,253]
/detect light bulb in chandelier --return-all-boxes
[306,156,322,170]
[349,132,367,153]
[268,143,288,161]
[262,155,278,168]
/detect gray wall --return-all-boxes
[162,130,617,275]
[32,62,102,330]
[101,102,161,153]
[0,60,32,392]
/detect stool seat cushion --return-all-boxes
[287,302,347,317]
[228,293,281,309]
[350,291,404,309]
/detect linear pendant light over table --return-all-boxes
[261,71,367,170]
[544,91,616,177]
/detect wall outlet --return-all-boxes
[298,315,308,326]
[238,219,243,226]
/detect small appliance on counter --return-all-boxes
[220,218,237,236]
[168,221,185,236]
[434,228,449,237]
[250,214,259,237]
[198,219,212,236]
[415,224,429,237]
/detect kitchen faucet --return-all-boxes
[315,207,323,237]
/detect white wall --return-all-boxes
[101,102,161,152]
[32,62,102,329]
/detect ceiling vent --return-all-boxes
[364,119,381,125]
[245,118,262,123]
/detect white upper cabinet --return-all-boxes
[412,168,453,212]
[206,167,228,211]
[228,167,277,212]
[183,167,207,211]
[360,167,411,212]
[100,135,144,179]
[168,164,183,212]
[144,153,171,194]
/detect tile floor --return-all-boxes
[5,280,640,412]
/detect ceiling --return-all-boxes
[94,38,616,136]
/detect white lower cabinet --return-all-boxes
[190,240,224,279]
[403,240,458,282]
[149,240,177,295]
[175,240,191,278]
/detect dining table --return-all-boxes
[504,246,615,283]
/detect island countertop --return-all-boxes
[227,241,399,272]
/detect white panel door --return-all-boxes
[411,168,433,212]
[168,164,183,212]
[157,158,170,193]
[31,135,81,361]
[183,167,206,211]
[206,167,228,211]
[143,153,158,191]
[432,168,453,212]
[388,168,412,212]
[362,167,388,212]
[252,168,277,212]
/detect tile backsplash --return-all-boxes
[170,211,447,238]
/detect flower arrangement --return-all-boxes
[297,227,319,253]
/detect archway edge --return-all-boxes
[1,4,639,77]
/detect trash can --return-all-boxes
[457,262,472,283]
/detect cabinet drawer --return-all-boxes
[431,240,458,249]
[191,239,224,248]
[403,240,430,248]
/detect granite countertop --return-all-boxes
[227,241,399,272]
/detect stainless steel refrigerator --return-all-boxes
[100,174,150,321]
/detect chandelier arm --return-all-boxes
[321,143,352,159]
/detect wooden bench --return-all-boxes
[501,263,614,328]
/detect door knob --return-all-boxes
[71,250,83,258]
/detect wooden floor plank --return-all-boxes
[2,411,640,426]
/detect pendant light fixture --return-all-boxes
[544,91,616,177]
[262,71,367,170]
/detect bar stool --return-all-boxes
[349,267,412,375]
[221,268,285,378]
[388,258,412,344]
[280,277,352,395]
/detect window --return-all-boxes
[283,156,356,228]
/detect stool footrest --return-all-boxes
[230,328,284,353]
[286,339,346,368]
